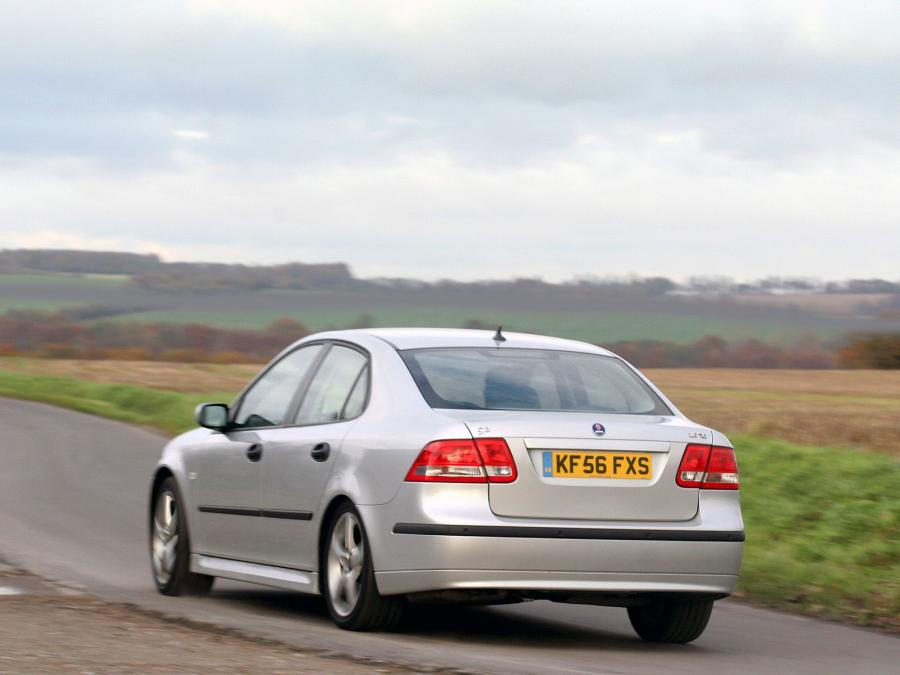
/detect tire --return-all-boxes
[322,502,403,631]
[150,477,214,596]
[628,598,714,644]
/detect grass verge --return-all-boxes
[1,370,897,631]
[0,370,227,436]
[735,434,899,630]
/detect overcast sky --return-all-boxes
[0,1,897,281]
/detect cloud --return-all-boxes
[172,129,209,141]
[1,135,897,281]
[0,1,897,279]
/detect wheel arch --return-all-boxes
[149,467,175,526]
[148,466,201,558]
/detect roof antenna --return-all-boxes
[492,325,506,345]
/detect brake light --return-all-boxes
[675,444,709,488]
[405,438,517,483]
[676,444,739,490]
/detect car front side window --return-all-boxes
[233,344,323,428]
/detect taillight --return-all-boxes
[676,444,739,490]
[675,444,709,488]
[474,438,518,483]
[405,438,517,483]
[702,446,740,489]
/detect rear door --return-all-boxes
[451,411,707,522]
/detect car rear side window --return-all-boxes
[341,365,369,420]
[295,345,368,425]
[400,348,670,415]
[234,344,323,428]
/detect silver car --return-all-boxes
[149,328,743,643]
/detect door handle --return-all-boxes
[311,442,331,462]
[246,443,263,462]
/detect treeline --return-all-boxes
[131,261,354,292]
[0,249,161,274]
[0,249,354,291]
[837,334,900,369]
[610,334,898,369]
[681,276,900,295]
[1,309,898,368]
[609,336,835,369]
[0,311,309,363]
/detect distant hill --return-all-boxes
[0,249,354,291]
[0,249,898,350]
[0,249,162,275]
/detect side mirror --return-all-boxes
[196,403,230,431]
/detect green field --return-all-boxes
[0,273,131,313]
[0,365,896,631]
[104,307,813,344]
[0,297,85,313]
[0,273,129,288]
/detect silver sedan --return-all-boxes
[149,328,743,642]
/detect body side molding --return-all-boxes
[199,505,313,521]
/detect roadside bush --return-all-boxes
[0,311,311,362]
[838,333,900,369]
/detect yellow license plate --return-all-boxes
[542,450,652,479]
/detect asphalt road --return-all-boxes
[1,397,897,674]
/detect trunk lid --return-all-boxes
[440,410,708,522]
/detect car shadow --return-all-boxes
[207,588,701,654]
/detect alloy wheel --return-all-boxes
[151,490,179,586]
[327,511,365,616]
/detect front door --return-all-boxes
[187,343,325,563]
[186,431,264,562]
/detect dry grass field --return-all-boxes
[3,358,898,456]
[646,369,900,456]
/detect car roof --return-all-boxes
[311,327,614,356]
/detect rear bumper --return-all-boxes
[360,484,744,597]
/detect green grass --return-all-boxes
[0,369,896,630]
[0,370,228,437]
[735,434,899,629]
[104,307,807,344]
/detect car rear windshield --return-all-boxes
[400,348,671,415]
